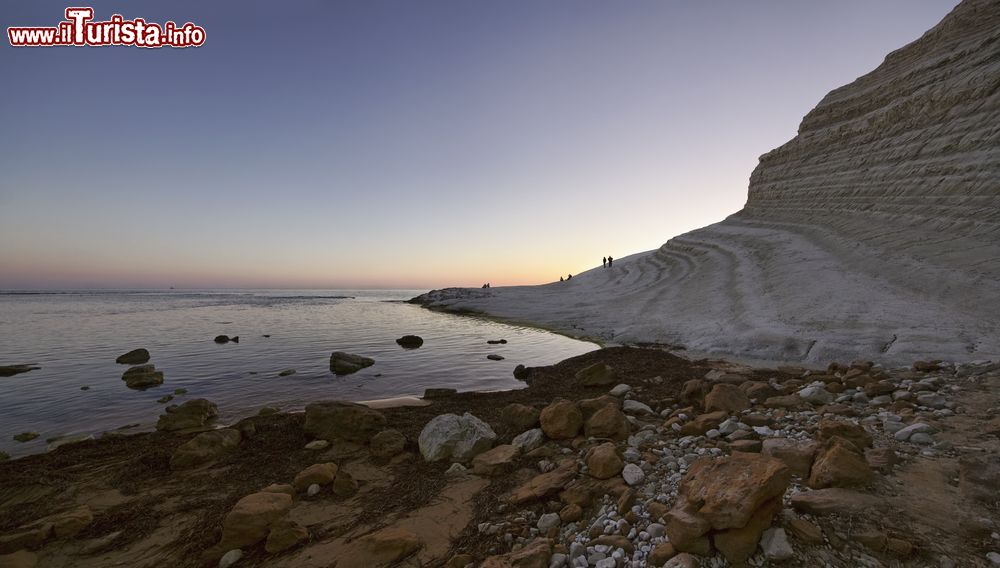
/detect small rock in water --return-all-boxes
[219,548,243,568]
[396,335,424,348]
[157,395,174,404]
[80,385,90,391]
[486,339,508,344]
[214,335,231,344]
[0,364,41,377]
[174,388,188,395]
[278,369,296,377]
[487,354,505,361]
[13,431,39,443]
[115,348,150,365]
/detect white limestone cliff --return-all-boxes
[417,0,1000,366]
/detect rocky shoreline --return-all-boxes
[0,347,998,568]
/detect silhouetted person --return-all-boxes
[559,276,564,282]
[608,256,613,267]
[567,274,572,280]
[603,256,607,268]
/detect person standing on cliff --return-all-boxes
[608,256,613,267]
[603,256,607,267]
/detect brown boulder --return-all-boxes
[265,519,309,553]
[304,401,387,443]
[760,438,817,478]
[472,444,521,476]
[350,528,422,566]
[219,491,293,549]
[501,404,540,431]
[790,488,881,516]
[713,497,783,566]
[292,462,339,492]
[586,442,624,479]
[729,439,762,453]
[741,381,778,401]
[370,429,407,460]
[808,437,874,489]
[584,403,630,440]
[679,453,791,530]
[787,517,824,544]
[482,538,552,568]
[511,459,578,504]
[817,419,872,451]
[680,379,708,405]
[648,542,677,566]
[155,399,219,431]
[704,383,751,414]
[170,428,241,470]
[763,395,806,410]
[576,363,618,386]
[664,503,711,553]
[539,400,583,440]
[679,410,728,436]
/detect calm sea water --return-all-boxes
[0,289,597,457]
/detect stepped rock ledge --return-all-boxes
[415,0,1000,366]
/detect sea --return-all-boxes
[0,289,598,457]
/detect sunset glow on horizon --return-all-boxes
[0,0,959,290]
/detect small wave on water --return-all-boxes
[0,289,597,457]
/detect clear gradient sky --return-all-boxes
[0,0,960,289]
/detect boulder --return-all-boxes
[790,488,882,516]
[678,453,791,530]
[586,442,624,479]
[760,527,795,561]
[575,363,618,387]
[329,351,375,375]
[155,399,218,431]
[370,429,407,460]
[0,364,40,377]
[680,379,708,406]
[395,335,424,348]
[798,384,834,405]
[511,428,545,452]
[539,400,583,439]
[115,348,150,365]
[170,429,241,469]
[664,503,712,553]
[500,403,540,431]
[472,444,521,476]
[304,401,387,443]
[219,491,293,549]
[679,410,728,436]
[808,437,874,489]
[761,438,818,478]
[418,413,497,462]
[510,459,578,504]
[121,364,164,389]
[292,463,339,492]
[513,364,530,380]
[713,497,783,565]
[350,528,422,566]
[622,399,655,415]
[787,517,824,544]
[265,519,309,554]
[664,553,699,568]
[481,538,551,568]
[584,403,630,440]
[704,383,751,413]
[817,419,872,451]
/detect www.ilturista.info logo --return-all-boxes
[8,7,205,48]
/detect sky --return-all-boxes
[0,0,960,290]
